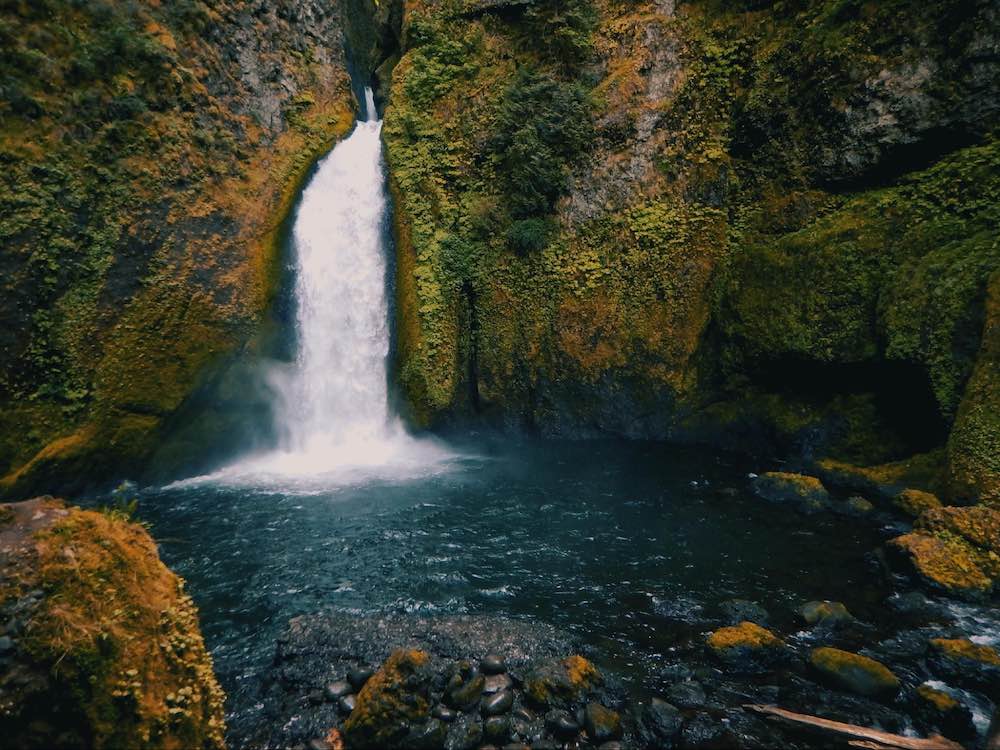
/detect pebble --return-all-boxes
[448,673,486,711]
[339,694,357,714]
[483,673,514,694]
[433,704,458,722]
[545,710,579,739]
[512,707,535,722]
[348,666,374,691]
[481,654,507,674]
[484,716,510,743]
[324,680,352,700]
[482,689,514,716]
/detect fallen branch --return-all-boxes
[744,704,964,750]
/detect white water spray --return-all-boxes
[171,88,453,490]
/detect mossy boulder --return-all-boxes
[751,472,830,513]
[706,622,786,671]
[0,498,225,749]
[913,685,976,742]
[928,638,1000,695]
[342,649,435,749]
[894,489,943,518]
[815,452,946,501]
[798,600,853,627]
[809,647,900,699]
[888,505,1000,600]
[523,655,602,709]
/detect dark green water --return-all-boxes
[127,439,892,735]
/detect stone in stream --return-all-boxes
[324,680,352,700]
[751,471,830,513]
[798,600,854,627]
[484,715,510,743]
[706,621,786,671]
[927,637,1000,691]
[481,654,507,674]
[913,684,976,742]
[639,698,683,744]
[348,666,375,691]
[524,655,602,708]
[339,693,357,714]
[342,650,434,748]
[482,689,514,716]
[666,679,706,708]
[544,709,580,739]
[448,673,486,711]
[583,702,622,742]
[484,672,514,694]
[433,704,458,722]
[809,647,900,698]
[718,598,769,627]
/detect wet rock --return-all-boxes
[484,673,514,694]
[325,680,352,700]
[448,673,486,711]
[484,715,511,743]
[408,718,448,750]
[513,707,535,722]
[928,638,1000,693]
[893,489,941,518]
[339,694,357,714]
[639,698,683,745]
[706,622,786,671]
[545,709,580,739]
[718,599,769,627]
[667,680,706,708]
[342,649,434,748]
[838,496,875,517]
[524,655,602,708]
[481,654,507,674]
[483,689,514,716]
[913,684,976,742]
[752,472,830,513]
[885,591,950,621]
[680,712,737,749]
[445,716,483,750]
[349,666,375,691]
[809,647,900,698]
[798,600,853,627]
[584,702,622,742]
[433,704,458,722]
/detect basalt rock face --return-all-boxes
[0,498,225,749]
[0,1,369,497]
[383,0,1000,498]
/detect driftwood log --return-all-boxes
[744,704,965,750]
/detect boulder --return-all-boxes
[583,702,622,742]
[809,647,900,698]
[893,489,942,518]
[718,598,769,627]
[706,622,786,671]
[523,655,602,708]
[913,684,976,742]
[342,649,435,748]
[752,472,830,513]
[928,638,1000,694]
[0,498,225,749]
[638,698,683,746]
[798,600,854,627]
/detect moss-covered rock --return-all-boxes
[894,489,943,518]
[751,472,830,512]
[342,649,435,749]
[0,498,225,749]
[523,654,602,709]
[706,621,785,671]
[809,647,900,698]
[928,638,1000,696]
[913,684,976,742]
[798,601,853,627]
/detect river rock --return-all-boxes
[481,654,507,674]
[448,673,486,711]
[639,698,683,744]
[546,709,581,739]
[433,704,458,722]
[339,693,357,714]
[667,680,706,708]
[893,489,942,517]
[484,715,510,742]
[483,689,514,716]
[752,472,830,512]
[583,702,622,742]
[484,673,514,694]
[718,598,769,627]
[913,684,976,742]
[798,600,854,627]
[524,655,602,708]
[928,638,1000,692]
[809,647,900,698]
[706,621,786,671]
[325,680,352,700]
[349,666,376,691]
[342,649,434,748]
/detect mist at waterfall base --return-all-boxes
[170,90,455,492]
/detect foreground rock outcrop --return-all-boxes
[0,498,225,749]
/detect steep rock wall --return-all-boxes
[0,0,366,496]
[383,0,1000,496]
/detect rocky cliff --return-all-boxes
[0,0,368,497]
[381,0,1000,502]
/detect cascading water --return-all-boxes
[173,88,453,489]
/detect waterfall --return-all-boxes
[172,88,452,489]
